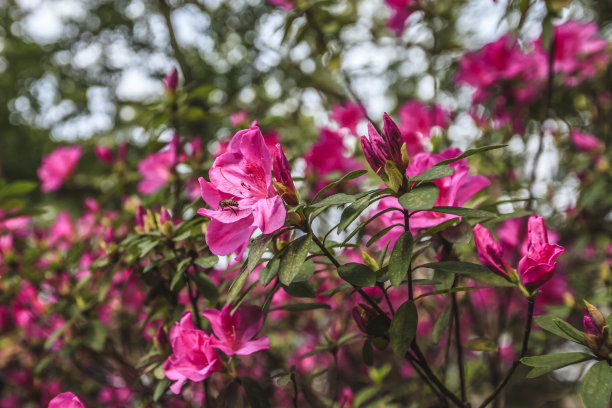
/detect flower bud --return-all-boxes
[473,224,513,279]
[352,303,378,333]
[272,144,299,206]
[583,301,606,337]
[94,146,115,165]
[382,113,403,165]
[135,205,147,232]
[164,68,179,94]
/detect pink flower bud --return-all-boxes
[361,123,390,176]
[135,205,146,229]
[272,144,299,206]
[382,113,403,164]
[473,224,511,278]
[48,392,85,408]
[93,146,114,165]
[164,68,179,93]
[518,216,565,291]
[352,303,377,333]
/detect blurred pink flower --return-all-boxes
[398,100,451,156]
[198,125,286,259]
[331,101,366,134]
[230,110,248,127]
[550,21,609,86]
[164,68,179,93]
[48,392,84,408]
[386,0,419,36]
[269,0,293,10]
[202,304,269,356]
[164,312,221,394]
[570,129,603,152]
[137,135,179,195]
[37,146,82,192]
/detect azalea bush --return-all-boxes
[2,0,612,407]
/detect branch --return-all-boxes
[478,296,536,408]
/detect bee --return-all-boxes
[219,199,239,215]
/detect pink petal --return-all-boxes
[251,196,286,234]
[234,337,270,356]
[205,217,255,260]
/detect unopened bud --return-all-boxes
[164,68,179,94]
[352,303,377,333]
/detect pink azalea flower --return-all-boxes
[137,135,179,195]
[398,100,451,156]
[549,21,609,86]
[198,125,286,259]
[473,224,512,278]
[269,0,293,10]
[385,0,419,36]
[164,312,221,394]
[213,127,278,159]
[37,146,83,192]
[202,304,269,356]
[305,127,362,191]
[164,68,179,93]
[48,392,85,408]
[230,110,248,127]
[518,216,565,290]
[570,129,603,152]
[330,102,366,134]
[373,148,489,247]
[93,145,114,165]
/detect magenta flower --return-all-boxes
[385,0,419,36]
[330,102,365,134]
[198,125,286,259]
[273,144,299,206]
[202,305,269,356]
[48,392,85,408]
[550,21,609,86]
[583,306,602,338]
[517,216,565,291]
[268,0,293,10]
[305,127,361,188]
[230,110,248,127]
[398,100,451,156]
[137,135,179,195]
[37,146,83,192]
[473,224,512,279]
[570,129,603,152]
[164,312,221,394]
[164,68,179,93]
[360,114,404,176]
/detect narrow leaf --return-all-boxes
[390,300,418,358]
[430,206,496,218]
[278,234,312,285]
[435,144,507,166]
[521,352,593,378]
[226,234,273,305]
[410,165,454,182]
[312,170,368,203]
[389,232,413,287]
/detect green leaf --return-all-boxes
[464,338,498,352]
[430,206,496,218]
[278,234,312,286]
[44,319,73,350]
[241,377,271,408]
[192,273,219,301]
[259,258,279,287]
[553,318,589,346]
[435,144,507,166]
[276,303,332,312]
[410,165,454,182]
[534,315,584,344]
[153,379,170,402]
[418,261,514,287]
[414,286,488,301]
[0,180,38,199]
[311,170,368,203]
[338,263,376,287]
[390,300,418,358]
[318,282,352,297]
[432,305,452,345]
[310,193,358,208]
[362,339,374,366]
[85,321,108,352]
[194,255,219,269]
[521,352,593,378]
[579,361,612,408]
[399,183,439,211]
[293,260,315,282]
[389,232,413,287]
[365,223,403,247]
[226,234,273,305]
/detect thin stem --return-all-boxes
[291,372,299,408]
[157,0,193,84]
[381,284,395,316]
[185,278,202,330]
[451,289,467,403]
[403,209,413,300]
[310,230,389,319]
[478,296,536,408]
[406,352,449,407]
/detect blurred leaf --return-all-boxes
[414,286,488,301]
[419,261,514,287]
[85,321,108,352]
[276,302,331,311]
[430,206,496,218]
[241,377,271,408]
[521,352,593,378]
[579,361,612,408]
[283,281,316,298]
[153,379,170,402]
[194,255,219,269]
[464,338,498,352]
[192,273,219,301]
[390,300,417,358]
[432,304,452,345]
